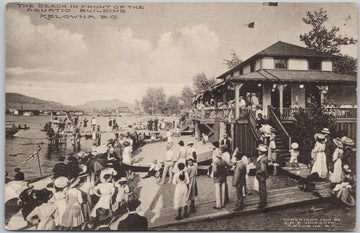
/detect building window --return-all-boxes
[308,59,321,70]
[250,63,255,72]
[240,68,243,75]
[274,58,287,69]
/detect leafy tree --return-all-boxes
[141,87,166,115]
[300,8,357,54]
[165,95,180,115]
[192,73,216,94]
[289,99,339,165]
[223,50,242,69]
[180,85,194,109]
[333,55,357,75]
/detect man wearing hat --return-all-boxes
[161,143,175,184]
[212,149,229,209]
[186,142,197,162]
[14,168,25,181]
[117,195,148,231]
[221,134,231,153]
[232,152,246,211]
[255,144,269,209]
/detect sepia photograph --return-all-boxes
[4,1,358,231]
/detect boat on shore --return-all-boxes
[6,121,19,137]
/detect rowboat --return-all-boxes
[6,121,18,137]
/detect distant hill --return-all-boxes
[76,99,135,111]
[5,93,77,111]
[5,93,135,112]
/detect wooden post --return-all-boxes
[278,84,284,116]
[234,83,244,120]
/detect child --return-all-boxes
[142,160,159,179]
[113,177,130,214]
[289,142,300,170]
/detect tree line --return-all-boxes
[139,8,356,115]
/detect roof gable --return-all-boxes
[256,41,334,59]
[217,41,335,80]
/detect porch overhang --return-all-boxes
[230,69,357,85]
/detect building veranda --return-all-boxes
[191,41,356,161]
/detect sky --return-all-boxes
[5,2,358,106]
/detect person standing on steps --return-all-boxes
[255,144,269,209]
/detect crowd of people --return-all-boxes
[6,125,152,231]
[193,92,261,120]
[308,128,356,206]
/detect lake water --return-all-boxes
[5,115,173,179]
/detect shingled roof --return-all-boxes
[256,41,334,59]
[230,69,357,84]
[217,41,335,80]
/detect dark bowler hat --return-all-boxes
[178,140,184,146]
[15,168,21,172]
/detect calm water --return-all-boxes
[5,115,171,179]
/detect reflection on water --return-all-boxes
[5,115,166,179]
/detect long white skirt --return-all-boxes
[311,152,328,178]
[330,159,342,183]
[173,183,188,209]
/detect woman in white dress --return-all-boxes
[122,141,132,165]
[173,163,190,220]
[26,190,56,230]
[329,138,344,185]
[53,177,68,228]
[311,134,328,178]
[90,174,115,218]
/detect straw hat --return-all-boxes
[123,141,130,147]
[314,133,325,141]
[321,128,330,135]
[290,142,299,150]
[119,177,128,182]
[257,144,268,153]
[54,176,69,189]
[341,136,354,146]
[333,138,343,148]
[187,142,194,146]
[343,165,351,173]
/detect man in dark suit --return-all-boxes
[14,168,25,181]
[255,144,269,209]
[117,196,148,231]
[221,134,232,153]
[232,153,246,211]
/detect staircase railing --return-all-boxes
[248,111,261,142]
[269,107,291,150]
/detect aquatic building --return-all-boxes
[192,41,357,157]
